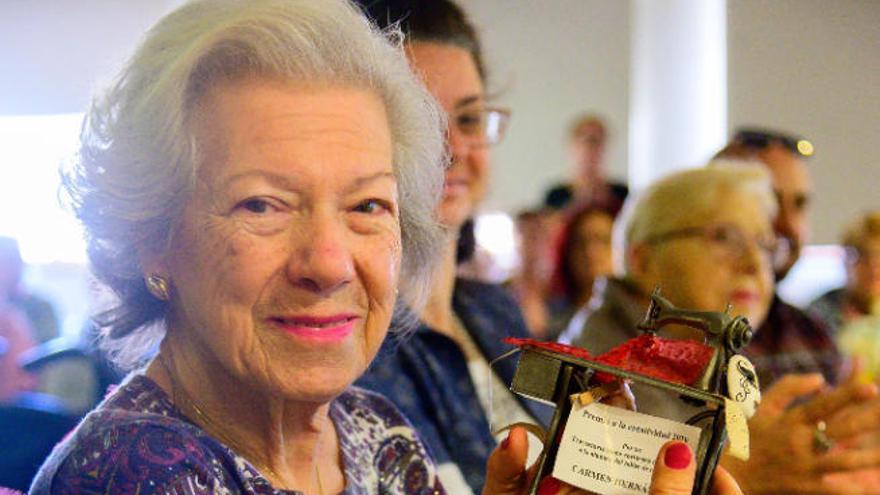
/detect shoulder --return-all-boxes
[455,277,517,304]
[769,296,832,335]
[569,279,638,354]
[454,278,530,338]
[31,406,234,494]
[807,288,846,312]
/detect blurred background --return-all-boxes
[0,0,877,349]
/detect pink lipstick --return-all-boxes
[270,314,357,343]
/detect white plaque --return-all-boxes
[552,402,702,495]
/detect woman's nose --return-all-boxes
[736,239,768,275]
[446,125,470,165]
[287,215,354,294]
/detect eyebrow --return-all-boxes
[344,171,397,194]
[221,170,298,190]
[454,95,484,110]
[221,169,396,193]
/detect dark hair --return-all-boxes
[355,0,485,264]
[553,200,622,299]
[353,0,486,81]
[543,184,574,211]
[715,127,813,161]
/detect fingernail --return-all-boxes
[501,435,511,450]
[663,442,692,470]
[537,476,561,495]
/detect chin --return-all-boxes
[260,349,368,403]
[275,367,361,403]
[437,196,474,229]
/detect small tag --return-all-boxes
[724,398,750,461]
[726,355,761,418]
[552,402,701,495]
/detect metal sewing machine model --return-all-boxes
[507,290,760,495]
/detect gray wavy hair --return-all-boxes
[64,0,447,369]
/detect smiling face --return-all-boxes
[407,41,489,230]
[154,78,400,403]
[633,189,775,327]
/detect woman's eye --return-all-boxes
[457,113,484,132]
[711,226,736,244]
[353,199,391,215]
[237,198,274,214]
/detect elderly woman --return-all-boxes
[26,1,729,494]
[564,165,880,494]
[30,0,449,492]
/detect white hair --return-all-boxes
[64,0,446,369]
[615,163,777,274]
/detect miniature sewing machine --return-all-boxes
[504,290,759,495]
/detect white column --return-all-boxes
[628,0,728,191]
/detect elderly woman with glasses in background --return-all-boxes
[562,164,880,494]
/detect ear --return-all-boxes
[137,245,171,281]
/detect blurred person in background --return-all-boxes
[544,113,628,213]
[563,164,880,494]
[0,237,58,345]
[714,128,844,386]
[546,200,621,340]
[0,307,75,492]
[0,309,38,404]
[509,208,558,339]
[810,211,880,381]
[810,210,880,330]
[352,1,550,492]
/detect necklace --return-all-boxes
[157,351,325,494]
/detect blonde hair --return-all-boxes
[618,164,777,272]
[64,0,447,368]
[842,211,880,250]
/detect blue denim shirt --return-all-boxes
[356,278,551,493]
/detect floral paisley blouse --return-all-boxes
[29,375,444,495]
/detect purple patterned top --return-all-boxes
[29,375,444,494]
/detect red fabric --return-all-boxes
[504,334,714,386]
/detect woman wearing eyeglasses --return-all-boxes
[350,1,550,493]
[562,164,880,494]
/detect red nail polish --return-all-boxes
[501,436,511,450]
[537,476,562,495]
[664,442,692,469]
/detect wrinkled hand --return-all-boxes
[722,372,880,494]
[483,426,741,495]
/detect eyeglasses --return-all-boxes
[734,128,814,157]
[846,245,880,265]
[450,107,511,147]
[645,223,779,267]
